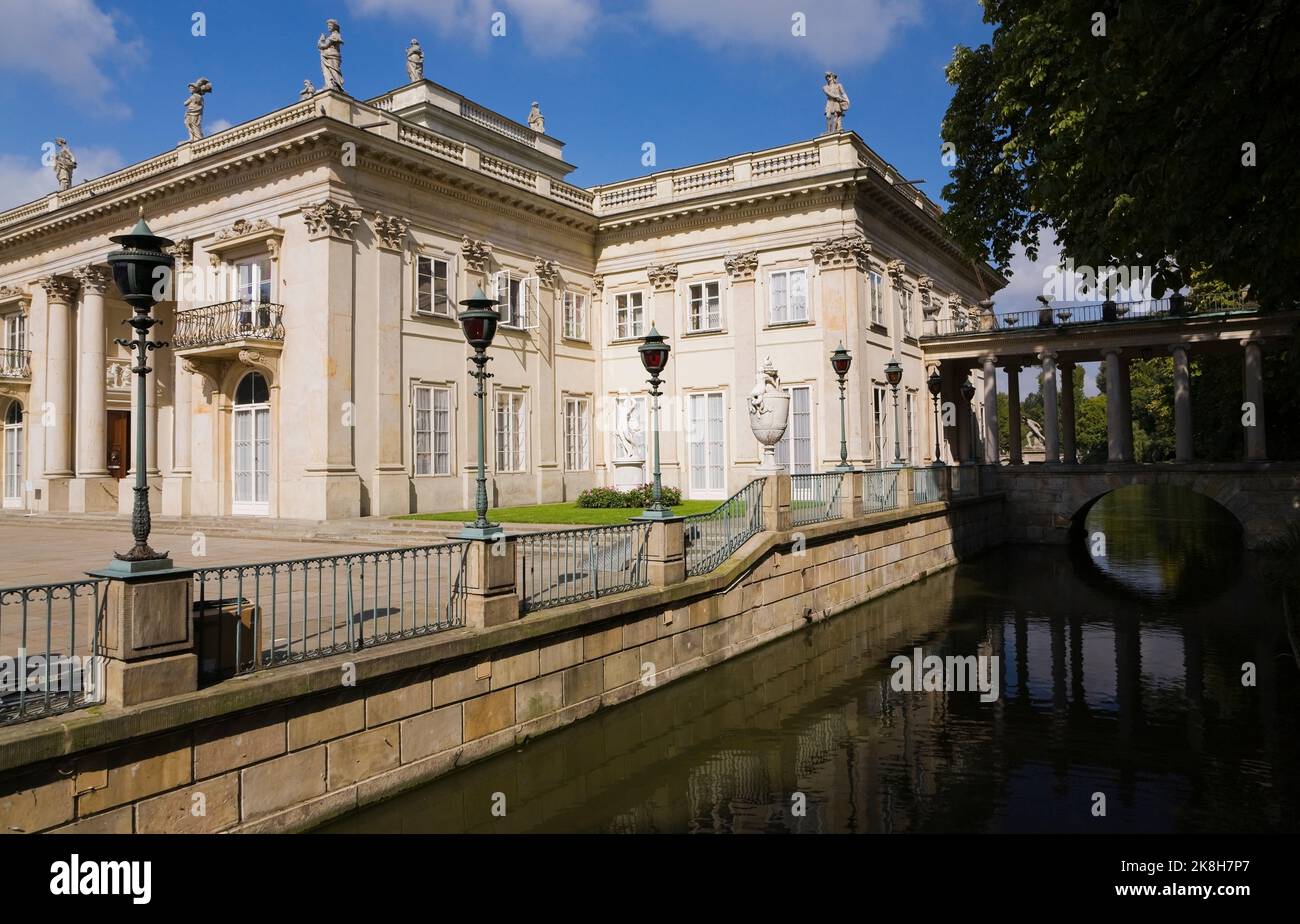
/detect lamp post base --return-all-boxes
[95,557,177,577]
[636,507,679,521]
[830,464,856,473]
[459,523,504,541]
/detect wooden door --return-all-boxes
[106,411,130,480]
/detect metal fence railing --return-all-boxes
[791,472,846,526]
[926,294,1253,339]
[517,521,651,613]
[861,468,901,513]
[0,579,106,725]
[912,466,946,505]
[191,542,468,680]
[684,479,765,576]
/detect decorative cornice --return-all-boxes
[811,235,871,270]
[723,252,759,280]
[461,235,493,272]
[39,275,78,302]
[72,265,112,295]
[0,285,31,311]
[373,212,409,252]
[533,257,559,287]
[302,200,361,241]
[215,218,274,241]
[647,263,678,291]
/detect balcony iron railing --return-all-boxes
[0,348,30,379]
[173,300,285,350]
[517,522,651,614]
[926,294,1252,339]
[684,479,766,576]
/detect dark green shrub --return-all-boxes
[575,484,683,508]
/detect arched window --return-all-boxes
[3,402,23,507]
[232,374,270,515]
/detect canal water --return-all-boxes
[322,487,1299,833]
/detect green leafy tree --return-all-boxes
[941,0,1300,305]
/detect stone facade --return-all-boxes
[0,80,998,519]
[0,494,1001,833]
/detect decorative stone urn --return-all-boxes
[749,357,791,473]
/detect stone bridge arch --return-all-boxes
[990,463,1300,549]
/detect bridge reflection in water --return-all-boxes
[322,499,1297,834]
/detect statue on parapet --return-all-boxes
[318,19,345,92]
[406,39,424,82]
[52,138,76,191]
[823,72,850,132]
[528,101,545,134]
[184,78,213,141]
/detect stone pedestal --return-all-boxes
[117,475,163,516]
[762,472,792,533]
[641,518,685,585]
[465,537,519,628]
[368,468,410,517]
[161,474,192,516]
[613,460,645,491]
[69,476,119,512]
[91,570,198,708]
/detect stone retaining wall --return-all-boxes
[0,496,1002,834]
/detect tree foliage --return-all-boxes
[942,0,1300,305]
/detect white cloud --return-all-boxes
[0,0,141,113]
[993,227,1062,311]
[642,0,923,65]
[206,119,233,134]
[0,146,124,212]
[349,0,600,50]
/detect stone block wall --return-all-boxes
[0,497,1001,834]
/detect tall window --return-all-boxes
[413,384,452,475]
[2,313,25,376]
[614,291,645,340]
[769,268,808,323]
[416,255,451,317]
[563,291,587,340]
[688,281,722,332]
[234,256,272,304]
[232,372,270,516]
[563,397,590,471]
[495,391,527,472]
[686,391,726,498]
[491,272,531,329]
[869,271,885,327]
[3,402,22,507]
[776,385,813,474]
[905,391,917,463]
[872,384,888,466]
[900,288,915,337]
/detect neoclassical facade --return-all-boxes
[0,78,1000,519]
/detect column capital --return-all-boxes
[460,235,493,272]
[1037,349,1058,363]
[647,263,679,291]
[886,258,908,285]
[979,352,998,366]
[1100,346,1123,358]
[372,212,409,252]
[39,274,79,303]
[1168,343,1190,357]
[532,256,560,288]
[723,251,759,280]
[811,235,871,270]
[302,199,361,242]
[1242,337,1266,349]
[73,265,112,295]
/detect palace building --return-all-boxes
[0,74,1002,520]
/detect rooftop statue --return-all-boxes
[300,79,315,100]
[407,39,424,82]
[52,138,76,191]
[184,78,214,142]
[528,101,545,134]
[318,19,345,92]
[823,72,850,133]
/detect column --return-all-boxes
[648,264,680,487]
[725,253,759,473]
[162,354,193,515]
[1005,364,1022,465]
[1170,344,1193,462]
[39,275,77,509]
[1059,359,1076,464]
[71,267,121,511]
[1117,354,1134,461]
[1039,350,1060,463]
[981,354,999,464]
[1243,339,1267,460]
[1102,348,1125,463]
[370,213,410,515]
[531,260,561,502]
[812,237,871,472]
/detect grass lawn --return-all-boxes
[397,500,719,526]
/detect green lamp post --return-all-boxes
[103,212,174,573]
[927,368,944,464]
[960,377,976,463]
[884,357,904,466]
[457,287,503,540]
[830,342,853,472]
[637,325,673,519]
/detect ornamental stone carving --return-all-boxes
[0,286,31,313]
[648,264,678,291]
[724,252,759,280]
[406,39,424,83]
[302,200,360,241]
[39,275,78,302]
[106,360,132,391]
[373,212,409,251]
[184,78,214,142]
[73,265,112,294]
[52,138,76,191]
[811,235,871,270]
[886,259,908,286]
[215,218,274,241]
[165,238,194,263]
[318,19,345,92]
[591,274,605,296]
[917,276,937,317]
[460,236,493,272]
[533,257,559,287]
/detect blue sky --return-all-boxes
[0,0,1089,394]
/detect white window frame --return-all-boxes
[687,280,722,333]
[412,383,453,476]
[869,271,885,328]
[416,254,453,318]
[872,384,889,467]
[562,290,588,340]
[775,384,814,475]
[3,403,22,508]
[905,391,917,464]
[491,271,537,330]
[613,291,646,341]
[900,287,915,338]
[768,268,809,324]
[233,255,272,305]
[563,396,591,471]
[231,373,271,517]
[494,390,528,473]
[686,390,727,500]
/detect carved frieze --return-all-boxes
[302,200,360,241]
[724,252,759,280]
[460,236,493,272]
[373,212,409,251]
[811,236,871,270]
[647,264,678,291]
[215,218,274,241]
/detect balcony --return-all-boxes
[923,294,1252,340]
[0,348,30,382]
[172,300,285,358]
